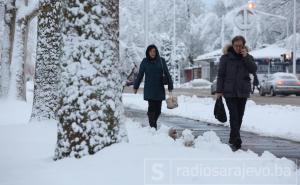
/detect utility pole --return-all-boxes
[292,0,297,75]
[172,0,178,85]
[243,7,248,40]
[144,0,149,48]
[221,15,225,48]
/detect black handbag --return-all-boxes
[214,97,227,123]
[159,58,168,85]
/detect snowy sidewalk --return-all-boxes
[125,108,300,166]
[123,93,300,142]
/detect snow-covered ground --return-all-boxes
[179,78,212,89]
[0,85,299,185]
[0,116,299,185]
[123,93,300,142]
[0,81,33,125]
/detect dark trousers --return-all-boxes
[147,100,162,129]
[225,97,247,145]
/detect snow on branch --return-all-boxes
[16,0,39,22]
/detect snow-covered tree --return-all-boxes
[0,2,4,77]
[120,0,144,48]
[175,42,187,83]
[25,17,37,82]
[119,0,144,84]
[9,18,27,100]
[160,34,187,84]
[256,0,300,46]
[0,0,16,98]
[8,0,39,100]
[206,0,300,51]
[160,33,172,70]
[120,43,143,86]
[149,0,173,36]
[119,0,208,66]
[54,0,127,160]
[30,0,62,121]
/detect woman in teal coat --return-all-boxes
[134,44,173,129]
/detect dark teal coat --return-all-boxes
[134,45,173,101]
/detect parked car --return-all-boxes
[259,72,300,96]
[210,77,217,95]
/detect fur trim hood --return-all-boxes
[222,44,250,55]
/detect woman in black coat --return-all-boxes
[216,36,257,149]
[134,44,173,130]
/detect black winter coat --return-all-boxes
[134,45,173,101]
[216,46,257,98]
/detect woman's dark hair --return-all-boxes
[231,35,246,45]
[146,44,159,59]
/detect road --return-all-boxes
[123,86,300,106]
[125,108,300,166]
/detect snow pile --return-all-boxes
[123,94,300,142]
[181,129,195,147]
[180,79,212,89]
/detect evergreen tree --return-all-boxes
[160,34,172,70]
[54,0,127,160]
[30,0,62,121]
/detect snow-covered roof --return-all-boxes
[193,49,222,61]
[249,45,290,59]
[184,65,201,70]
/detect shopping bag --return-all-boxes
[166,92,178,109]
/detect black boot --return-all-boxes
[147,112,157,130]
[229,130,242,150]
[229,137,242,150]
[154,111,161,127]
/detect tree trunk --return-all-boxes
[54,0,127,160]
[0,0,16,98]
[30,1,62,121]
[0,4,3,93]
[8,1,39,101]
[8,18,27,100]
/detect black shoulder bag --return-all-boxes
[159,58,169,85]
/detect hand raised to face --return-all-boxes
[241,48,248,57]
